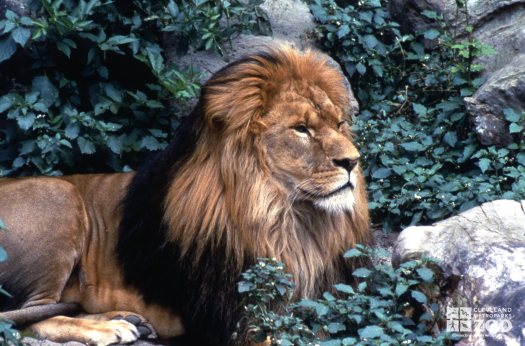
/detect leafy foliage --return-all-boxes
[0,220,21,346]
[236,248,460,345]
[0,0,269,175]
[308,0,525,231]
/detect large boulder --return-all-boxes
[393,200,525,346]
[464,54,525,146]
[389,0,525,146]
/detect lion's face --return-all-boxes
[259,85,360,213]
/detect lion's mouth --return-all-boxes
[300,182,354,200]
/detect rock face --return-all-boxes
[168,0,316,79]
[389,0,525,146]
[393,200,525,346]
[165,0,359,114]
[464,54,525,146]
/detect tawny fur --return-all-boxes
[164,45,371,298]
[0,44,371,345]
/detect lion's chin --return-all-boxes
[313,187,355,213]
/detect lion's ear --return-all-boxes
[202,71,278,134]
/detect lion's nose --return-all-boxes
[333,157,359,173]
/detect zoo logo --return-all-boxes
[446,307,513,336]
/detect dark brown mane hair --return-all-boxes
[117,44,371,345]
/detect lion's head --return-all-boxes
[255,74,361,213]
[118,44,371,344]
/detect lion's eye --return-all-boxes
[293,125,310,135]
[337,121,347,129]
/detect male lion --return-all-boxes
[0,45,371,345]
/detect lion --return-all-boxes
[0,45,371,345]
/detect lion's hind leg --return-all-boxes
[29,311,155,346]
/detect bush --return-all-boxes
[0,0,269,175]
[308,0,525,231]
[236,247,460,345]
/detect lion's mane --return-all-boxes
[117,45,371,345]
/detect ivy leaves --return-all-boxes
[238,247,459,345]
[309,0,525,231]
[0,0,269,175]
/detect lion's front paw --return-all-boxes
[111,314,157,339]
[86,319,139,346]
[30,316,141,346]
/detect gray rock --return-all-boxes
[471,5,525,76]
[389,0,525,146]
[387,0,445,34]
[464,54,525,146]
[393,200,525,346]
[0,0,28,18]
[168,0,316,79]
[164,0,359,114]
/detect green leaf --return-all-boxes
[411,290,427,303]
[32,76,59,108]
[352,268,372,278]
[461,144,476,162]
[237,281,252,293]
[25,91,39,104]
[300,299,329,316]
[13,157,24,168]
[517,153,525,166]
[401,141,422,151]
[334,283,354,294]
[509,123,523,133]
[56,41,71,57]
[503,108,520,122]
[422,10,438,19]
[65,123,80,139]
[105,35,138,46]
[412,103,427,116]
[443,131,457,147]
[167,0,179,16]
[478,158,491,173]
[337,24,350,38]
[344,248,363,258]
[104,84,122,102]
[356,62,366,75]
[363,34,378,49]
[416,267,434,282]
[0,246,7,262]
[16,112,35,130]
[11,26,31,46]
[358,325,384,339]
[97,66,109,79]
[395,283,408,296]
[0,36,17,63]
[377,286,393,297]
[107,136,122,155]
[5,10,17,20]
[423,28,440,40]
[77,137,96,154]
[327,322,346,334]
[141,136,163,151]
[320,341,342,346]
[372,168,391,179]
[20,16,33,26]
[342,337,357,345]
[0,95,13,113]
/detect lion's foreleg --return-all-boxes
[28,311,155,346]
